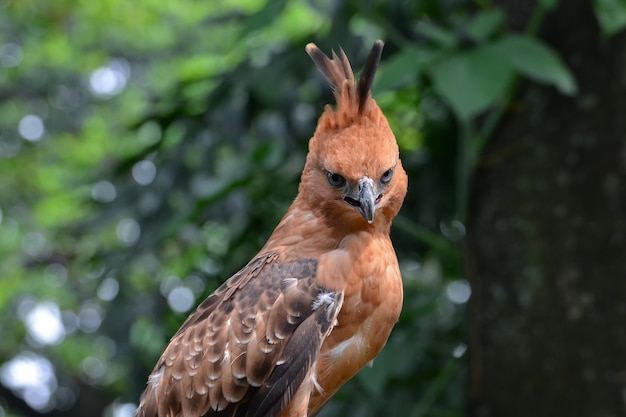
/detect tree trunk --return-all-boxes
[468,1,626,416]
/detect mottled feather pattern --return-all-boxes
[137,40,408,417]
[136,255,342,417]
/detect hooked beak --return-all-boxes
[344,177,381,224]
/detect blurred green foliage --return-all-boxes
[0,0,616,416]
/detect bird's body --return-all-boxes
[136,40,408,417]
[267,207,404,416]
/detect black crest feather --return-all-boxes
[306,40,384,114]
[357,40,384,113]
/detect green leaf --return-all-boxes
[416,20,457,48]
[375,50,419,91]
[239,0,288,38]
[376,47,443,91]
[430,46,514,120]
[593,0,626,36]
[492,34,578,95]
[467,9,504,42]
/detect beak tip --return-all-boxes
[361,208,375,224]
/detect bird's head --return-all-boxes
[298,41,408,230]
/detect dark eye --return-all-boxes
[327,172,346,188]
[381,168,394,184]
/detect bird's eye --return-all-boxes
[381,168,394,184]
[327,172,346,188]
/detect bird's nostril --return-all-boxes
[376,194,383,204]
[344,197,360,207]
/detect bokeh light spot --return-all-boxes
[62,310,79,335]
[17,297,37,320]
[81,356,107,382]
[201,258,222,275]
[92,180,117,203]
[446,279,471,304]
[97,277,120,302]
[0,42,22,67]
[116,218,140,245]
[18,114,45,142]
[24,302,65,345]
[0,353,57,411]
[22,231,47,257]
[94,336,117,359]
[78,303,103,333]
[89,59,130,98]
[439,219,466,241]
[184,274,206,296]
[452,343,468,358]
[167,286,195,313]
[160,275,182,298]
[132,160,157,185]
[108,401,137,417]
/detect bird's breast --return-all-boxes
[308,232,403,412]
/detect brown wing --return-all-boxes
[136,252,343,417]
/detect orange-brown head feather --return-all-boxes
[298,41,408,232]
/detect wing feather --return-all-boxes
[136,253,343,417]
[247,289,342,417]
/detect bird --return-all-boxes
[135,39,408,417]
